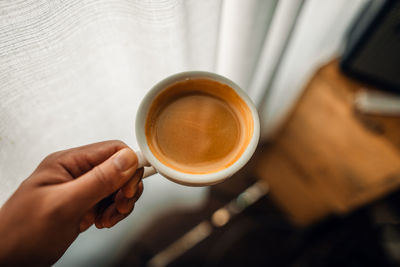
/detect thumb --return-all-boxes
[67,148,138,208]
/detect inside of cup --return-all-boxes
[144,77,254,175]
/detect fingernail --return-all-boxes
[113,148,137,172]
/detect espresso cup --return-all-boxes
[135,71,260,186]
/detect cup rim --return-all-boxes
[135,71,260,186]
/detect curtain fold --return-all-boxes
[259,0,367,138]
[215,0,278,90]
[248,0,305,105]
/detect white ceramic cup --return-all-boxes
[135,71,260,186]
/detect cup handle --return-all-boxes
[143,166,157,178]
[136,150,157,179]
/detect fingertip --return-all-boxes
[115,190,127,214]
[95,221,103,229]
[98,203,117,228]
[134,182,144,202]
[109,212,128,228]
[116,195,135,214]
[112,148,138,172]
[122,168,144,198]
[122,186,134,199]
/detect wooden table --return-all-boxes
[255,60,400,225]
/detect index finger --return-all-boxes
[42,140,128,178]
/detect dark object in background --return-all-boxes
[340,0,400,93]
[115,172,399,267]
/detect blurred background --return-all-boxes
[1,0,400,266]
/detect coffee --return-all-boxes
[145,78,253,174]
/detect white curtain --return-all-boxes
[0,0,367,266]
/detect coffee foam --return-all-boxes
[145,78,253,174]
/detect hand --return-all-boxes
[0,140,144,266]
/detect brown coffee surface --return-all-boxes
[145,78,253,174]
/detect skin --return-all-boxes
[0,140,144,266]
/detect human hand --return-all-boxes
[0,140,144,266]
